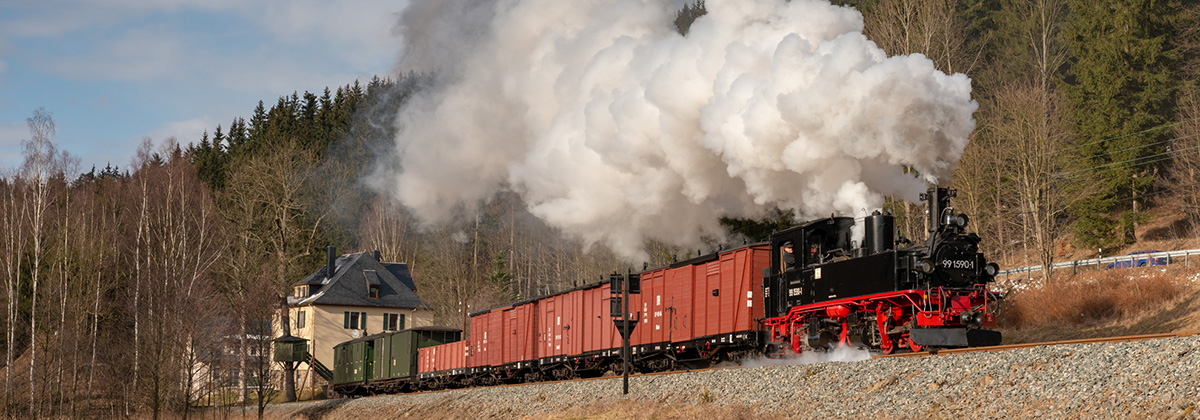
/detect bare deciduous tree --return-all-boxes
[1165,3,1200,233]
[225,138,324,402]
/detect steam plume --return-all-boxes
[374,0,977,260]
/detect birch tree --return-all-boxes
[19,107,74,417]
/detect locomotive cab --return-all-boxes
[764,216,896,319]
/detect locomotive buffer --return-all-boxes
[610,271,640,395]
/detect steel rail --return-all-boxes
[873,330,1200,359]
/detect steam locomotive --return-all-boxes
[762,186,1001,354]
[330,186,1001,395]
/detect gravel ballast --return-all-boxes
[257,336,1200,419]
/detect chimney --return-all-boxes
[326,246,336,279]
[372,249,381,262]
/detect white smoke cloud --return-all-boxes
[374,0,977,260]
[740,344,872,369]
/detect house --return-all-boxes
[276,247,433,391]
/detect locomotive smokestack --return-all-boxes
[923,187,954,232]
[925,188,940,233]
[326,246,336,279]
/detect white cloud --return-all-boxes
[0,121,28,172]
[258,0,406,66]
[1,0,242,38]
[145,117,217,145]
[66,117,217,171]
[41,25,185,82]
[7,1,402,87]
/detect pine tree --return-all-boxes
[673,1,706,36]
[1064,0,1181,249]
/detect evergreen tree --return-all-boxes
[673,1,706,36]
[1064,0,1181,249]
[228,117,248,152]
[249,101,267,139]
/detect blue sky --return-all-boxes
[0,0,407,174]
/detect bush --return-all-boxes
[998,270,1189,328]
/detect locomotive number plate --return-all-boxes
[941,259,975,270]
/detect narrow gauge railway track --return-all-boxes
[873,331,1200,359]
[381,365,740,397]
[350,331,1195,400]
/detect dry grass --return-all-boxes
[997,268,1200,342]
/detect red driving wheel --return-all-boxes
[907,334,923,352]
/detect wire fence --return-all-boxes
[998,249,1200,280]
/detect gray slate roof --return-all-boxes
[289,251,429,309]
[382,263,416,291]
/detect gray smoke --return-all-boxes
[373,0,977,261]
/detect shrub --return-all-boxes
[997,270,1189,328]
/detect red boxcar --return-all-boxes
[579,285,617,354]
[537,292,566,360]
[500,302,537,364]
[468,309,505,368]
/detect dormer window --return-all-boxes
[364,270,382,299]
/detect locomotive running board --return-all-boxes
[910,328,1002,347]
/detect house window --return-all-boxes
[295,310,306,329]
[369,285,380,299]
[383,313,406,331]
[343,311,367,330]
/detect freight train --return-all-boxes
[329,187,1001,396]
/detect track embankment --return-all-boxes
[237,334,1200,419]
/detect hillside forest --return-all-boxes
[3,0,1200,418]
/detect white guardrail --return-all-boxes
[998,249,1200,278]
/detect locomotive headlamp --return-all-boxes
[953,214,969,228]
[917,259,935,274]
[944,213,969,228]
[984,262,999,276]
